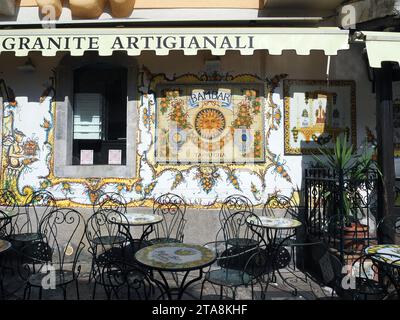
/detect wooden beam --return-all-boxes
[375,62,396,243]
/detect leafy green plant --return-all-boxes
[312,133,380,225]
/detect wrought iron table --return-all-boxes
[108,212,163,244]
[365,244,400,298]
[247,216,302,295]
[135,243,216,300]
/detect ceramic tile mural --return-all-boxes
[284,80,356,155]
[154,83,265,164]
[0,71,300,207]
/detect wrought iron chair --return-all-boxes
[149,193,187,244]
[262,194,299,218]
[261,195,309,280]
[86,209,132,295]
[384,257,400,300]
[5,191,56,282]
[0,189,18,239]
[340,253,400,300]
[98,260,155,300]
[200,211,268,300]
[309,242,399,300]
[9,191,56,246]
[219,194,254,226]
[22,208,86,300]
[93,192,127,215]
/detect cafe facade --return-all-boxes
[0,1,399,213]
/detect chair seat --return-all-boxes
[91,235,126,246]
[9,232,42,243]
[28,270,76,287]
[226,238,258,249]
[148,238,181,245]
[95,269,146,287]
[97,247,130,264]
[205,268,252,287]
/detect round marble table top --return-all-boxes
[109,212,163,226]
[365,244,400,267]
[247,216,302,230]
[135,243,216,272]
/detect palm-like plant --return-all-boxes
[312,134,380,224]
[313,134,357,175]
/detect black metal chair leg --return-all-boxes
[259,282,266,300]
[28,285,32,300]
[88,260,94,284]
[62,286,67,300]
[104,287,111,300]
[23,284,30,300]
[39,287,43,300]
[75,279,80,300]
[92,281,97,300]
[0,275,4,300]
[172,272,179,286]
[199,279,206,300]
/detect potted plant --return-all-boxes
[312,134,381,253]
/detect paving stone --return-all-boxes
[1,261,329,300]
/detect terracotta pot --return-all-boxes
[69,0,107,19]
[343,223,369,252]
[109,0,135,18]
[36,0,63,18]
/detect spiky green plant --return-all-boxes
[312,133,380,224]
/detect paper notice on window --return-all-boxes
[80,150,93,165]
[108,149,122,165]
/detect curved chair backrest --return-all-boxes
[219,194,254,226]
[221,211,264,248]
[39,208,86,273]
[218,211,266,281]
[262,194,299,218]
[86,209,129,255]
[0,189,18,238]
[93,192,127,215]
[346,253,399,300]
[12,190,56,236]
[100,259,154,300]
[152,193,187,242]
